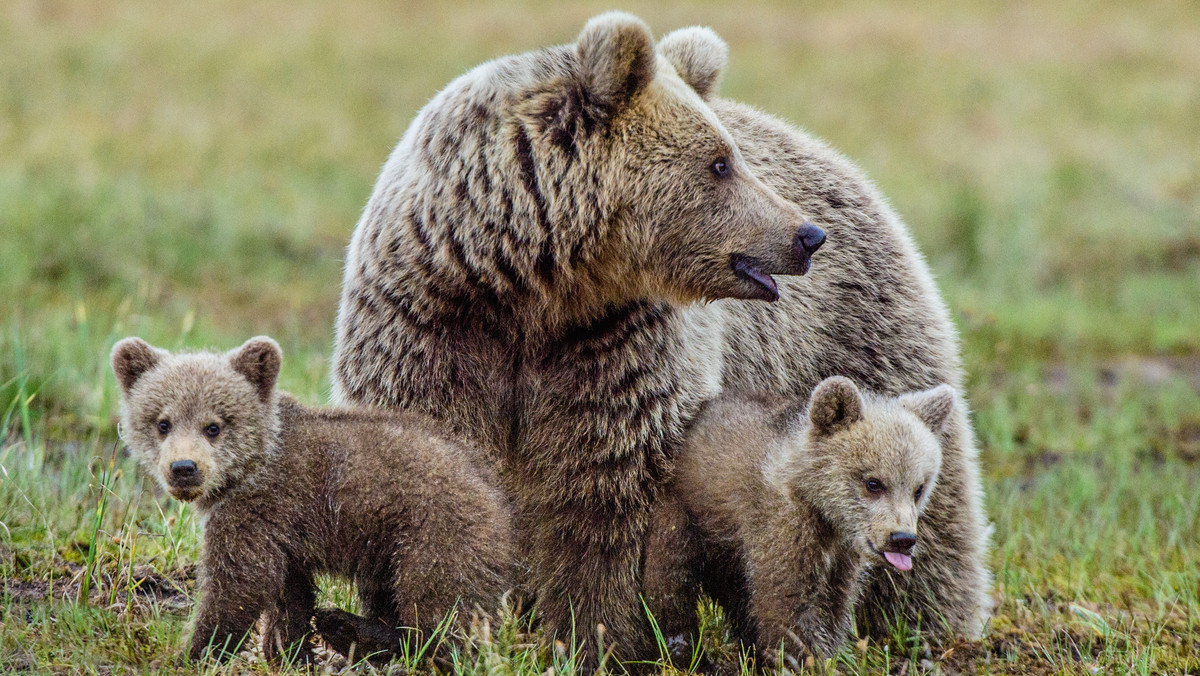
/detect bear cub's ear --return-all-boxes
[899,384,956,435]
[111,337,167,393]
[228,336,282,402]
[656,26,728,100]
[808,376,864,435]
[576,12,655,119]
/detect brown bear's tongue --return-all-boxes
[730,254,779,301]
[884,552,913,571]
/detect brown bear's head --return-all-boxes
[111,336,281,509]
[374,13,823,325]
[783,377,953,572]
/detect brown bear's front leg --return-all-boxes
[517,303,688,669]
[855,408,991,642]
[642,492,704,666]
[190,578,274,662]
[356,576,398,624]
[189,513,289,662]
[525,496,652,667]
[260,567,317,664]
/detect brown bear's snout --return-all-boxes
[886,531,917,554]
[169,459,201,487]
[792,222,826,274]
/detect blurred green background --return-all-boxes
[1,1,1197,673]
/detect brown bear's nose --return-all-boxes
[887,531,917,554]
[170,460,199,482]
[794,223,826,254]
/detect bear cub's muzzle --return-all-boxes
[166,459,204,499]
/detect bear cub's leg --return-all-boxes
[260,567,318,664]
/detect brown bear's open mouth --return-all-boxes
[730,253,779,302]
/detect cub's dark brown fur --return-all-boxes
[644,378,952,668]
[112,336,513,663]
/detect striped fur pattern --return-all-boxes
[331,13,991,663]
[332,12,814,662]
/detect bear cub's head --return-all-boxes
[783,376,955,572]
[111,336,282,509]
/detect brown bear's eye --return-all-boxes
[710,157,732,179]
[204,423,221,439]
[157,420,171,435]
[914,485,925,501]
[865,478,886,494]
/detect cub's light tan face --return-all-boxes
[122,359,262,503]
[111,336,281,508]
[807,414,940,569]
[800,377,952,572]
[852,417,943,571]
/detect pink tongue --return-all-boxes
[884,552,913,571]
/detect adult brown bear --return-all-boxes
[331,12,990,664]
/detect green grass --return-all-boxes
[2,0,1199,673]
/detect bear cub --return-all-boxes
[112,336,513,663]
[646,376,954,667]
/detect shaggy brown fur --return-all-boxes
[695,98,992,641]
[643,378,953,668]
[331,13,990,662]
[330,12,821,663]
[112,337,513,663]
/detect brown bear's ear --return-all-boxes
[228,336,282,402]
[656,26,728,100]
[111,337,167,393]
[808,376,864,436]
[576,11,655,119]
[900,384,956,435]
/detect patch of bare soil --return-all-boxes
[1172,421,1200,463]
[2,562,194,613]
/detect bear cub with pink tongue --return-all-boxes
[645,376,954,667]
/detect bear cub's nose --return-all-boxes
[170,460,199,483]
[795,223,827,254]
[887,531,917,554]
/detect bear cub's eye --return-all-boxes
[156,420,171,435]
[204,423,221,439]
[865,478,886,494]
[914,485,925,501]
[710,157,732,179]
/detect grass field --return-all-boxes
[2,0,1199,673]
